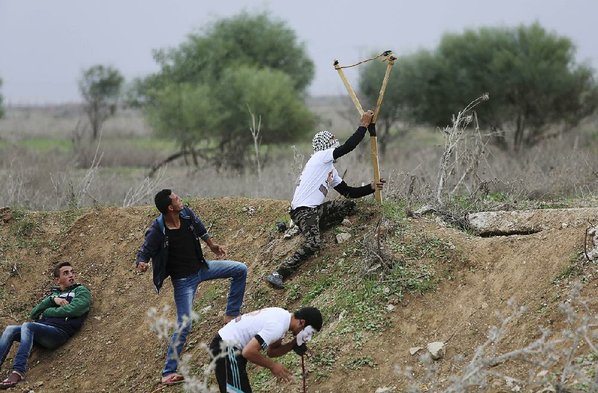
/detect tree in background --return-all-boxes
[359,60,405,155]
[138,11,315,170]
[359,23,598,152]
[79,65,124,140]
[0,78,5,119]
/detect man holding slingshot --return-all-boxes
[265,51,394,289]
[265,110,386,289]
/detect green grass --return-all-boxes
[16,138,72,153]
[331,276,389,332]
[553,254,585,283]
[344,356,376,370]
[385,233,461,294]
[392,235,453,259]
[554,263,583,282]
[247,286,272,310]
[382,198,408,221]
[250,368,273,392]
[2,136,178,155]
[285,283,302,303]
[194,284,224,311]
[537,200,574,209]
[10,212,39,249]
[58,208,84,233]
[311,348,338,369]
[302,276,333,304]
[101,136,178,150]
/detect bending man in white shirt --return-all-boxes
[209,306,322,393]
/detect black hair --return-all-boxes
[294,307,323,331]
[53,261,72,278]
[154,189,173,214]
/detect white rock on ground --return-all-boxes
[427,341,446,360]
[336,232,352,243]
[409,346,423,355]
[467,208,598,236]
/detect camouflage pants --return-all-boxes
[276,199,356,278]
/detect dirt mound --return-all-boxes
[0,199,596,392]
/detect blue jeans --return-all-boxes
[0,322,69,374]
[163,259,247,376]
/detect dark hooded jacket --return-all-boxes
[136,206,209,293]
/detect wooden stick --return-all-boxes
[333,60,364,116]
[371,55,396,203]
[334,55,396,204]
[373,56,396,122]
[370,136,382,203]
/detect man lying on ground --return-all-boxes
[0,262,91,389]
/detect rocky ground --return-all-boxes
[0,199,596,392]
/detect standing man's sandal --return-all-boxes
[160,373,184,385]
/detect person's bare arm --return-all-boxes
[266,338,295,358]
[242,338,293,381]
[205,238,227,258]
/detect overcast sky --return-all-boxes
[0,0,596,104]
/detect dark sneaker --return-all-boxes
[265,272,284,289]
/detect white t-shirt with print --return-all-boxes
[218,307,291,349]
[291,148,343,210]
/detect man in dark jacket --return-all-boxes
[136,189,248,386]
[0,262,91,389]
[265,110,385,289]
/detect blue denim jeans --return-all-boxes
[163,259,247,376]
[0,322,69,374]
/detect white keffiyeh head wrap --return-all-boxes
[312,131,340,152]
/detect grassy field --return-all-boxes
[1,100,598,392]
[0,97,597,210]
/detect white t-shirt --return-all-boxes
[218,307,291,350]
[291,149,343,210]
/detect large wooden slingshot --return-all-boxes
[333,50,396,203]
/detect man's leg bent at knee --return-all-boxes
[11,322,68,375]
[28,323,69,350]
[267,208,321,289]
[202,260,247,320]
[277,228,321,278]
[319,200,356,230]
[0,325,21,368]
